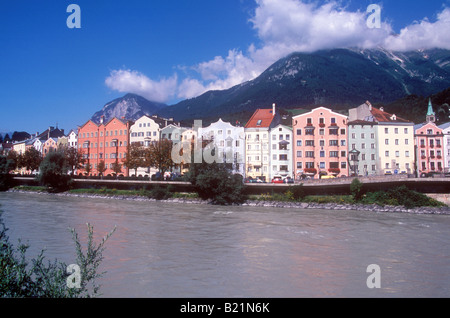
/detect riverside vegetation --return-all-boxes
[0,209,116,298]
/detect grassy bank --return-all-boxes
[11,185,446,208]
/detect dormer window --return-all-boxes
[256,120,262,126]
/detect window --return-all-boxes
[361,133,365,139]
[385,151,389,157]
[306,140,314,147]
[405,151,410,157]
[405,139,409,145]
[297,129,302,135]
[305,151,314,158]
[330,140,338,146]
[320,140,325,147]
[371,133,375,139]
[297,151,302,158]
[297,162,303,169]
[341,162,347,169]
[320,151,325,158]
[385,139,389,145]
[305,128,314,136]
[395,139,399,145]
[306,162,314,169]
[256,120,262,126]
[330,151,338,158]
[320,162,326,169]
[272,135,276,141]
[395,128,399,134]
[297,140,302,147]
[340,129,346,135]
[341,151,346,158]
[395,151,400,157]
[341,140,346,146]
[352,133,356,139]
[404,128,408,134]
[279,154,288,161]
[385,128,389,134]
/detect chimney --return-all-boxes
[380,107,384,112]
[272,103,276,116]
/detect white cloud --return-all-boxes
[383,8,450,51]
[106,0,450,103]
[105,69,178,103]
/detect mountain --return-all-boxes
[156,48,450,122]
[91,93,167,124]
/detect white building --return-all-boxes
[67,130,78,148]
[439,122,450,172]
[199,119,246,177]
[269,124,293,180]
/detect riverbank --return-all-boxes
[6,188,450,216]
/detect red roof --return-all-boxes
[245,108,275,128]
[370,107,410,123]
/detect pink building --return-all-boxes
[292,107,349,179]
[414,100,445,175]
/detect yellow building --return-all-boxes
[349,102,415,175]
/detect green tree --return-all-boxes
[22,147,43,173]
[64,147,86,176]
[123,143,145,176]
[0,156,15,191]
[145,139,175,177]
[37,151,72,192]
[97,160,107,177]
[187,161,245,205]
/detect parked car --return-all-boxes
[272,177,284,184]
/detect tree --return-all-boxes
[111,161,122,176]
[144,139,175,177]
[97,160,107,177]
[64,147,86,176]
[22,147,43,173]
[187,161,245,205]
[84,163,92,176]
[0,155,15,191]
[37,151,72,192]
[6,150,18,171]
[123,143,145,176]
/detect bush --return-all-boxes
[0,211,115,298]
[360,185,445,209]
[290,184,306,201]
[350,178,363,201]
[148,185,172,200]
[187,162,245,205]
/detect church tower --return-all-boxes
[426,98,436,123]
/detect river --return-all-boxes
[1,192,449,298]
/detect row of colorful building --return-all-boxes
[5,100,450,180]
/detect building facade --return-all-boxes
[438,122,450,172]
[292,107,348,179]
[199,118,246,178]
[347,120,379,176]
[245,105,280,181]
[269,124,293,180]
[414,100,445,175]
[77,117,132,177]
[349,102,415,175]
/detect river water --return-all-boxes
[1,192,449,298]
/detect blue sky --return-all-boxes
[1,0,449,135]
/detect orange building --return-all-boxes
[77,117,132,177]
